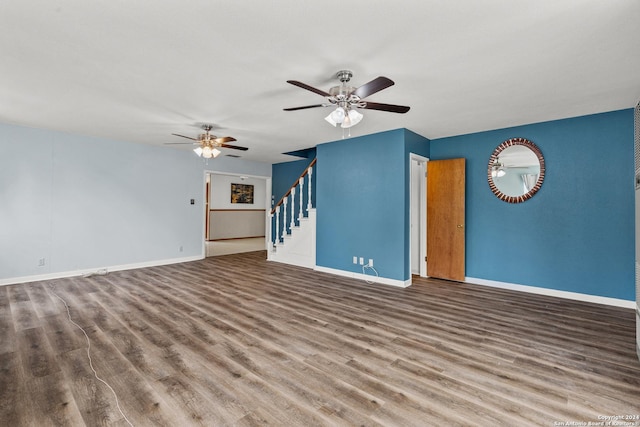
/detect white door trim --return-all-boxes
[203,171,271,254]
[410,153,429,278]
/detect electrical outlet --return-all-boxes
[38,258,45,267]
[179,245,184,252]
[359,257,364,265]
[368,259,373,267]
[352,256,357,264]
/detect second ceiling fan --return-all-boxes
[284,70,410,129]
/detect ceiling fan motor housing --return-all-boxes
[330,70,365,108]
[329,85,356,97]
[336,69,353,83]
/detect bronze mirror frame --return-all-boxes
[487,137,545,203]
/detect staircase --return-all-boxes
[268,159,316,269]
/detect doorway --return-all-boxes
[410,154,428,277]
[204,172,271,257]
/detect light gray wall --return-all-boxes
[209,211,266,240]
[0,122,271,284]
[209,174,267,240]
[210,174,266,209]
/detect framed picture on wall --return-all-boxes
[231,183,254,204]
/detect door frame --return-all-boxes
[410,153,429,278]
[202,170,271,256]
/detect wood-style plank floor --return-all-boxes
[1,251,639,426]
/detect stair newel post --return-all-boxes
[275,210,280,244]
[282,198,288,236]
[290,187,296,230]
[269,212,273,248]
[298,177,304,222]
[307,166,313,213]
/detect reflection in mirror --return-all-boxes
[488,137,545,203]
[491,145,539,196]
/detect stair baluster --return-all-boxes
[307,165,313,214]
[269,212,273,246]
[290,187,296,231]
[282,197,288,237]
[298,177,304,223]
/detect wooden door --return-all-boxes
[426,158,466,281]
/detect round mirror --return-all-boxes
[487,137,545,203]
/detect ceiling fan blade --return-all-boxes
[220,143,248,151]
[286,80,331,97]
[214,136,237,143]
[353,76,394,99]
[171,133,198,141]
[165,142,197,145]
[361,101,410,114]
[283,104,327,111]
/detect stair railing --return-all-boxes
[270,158,316,248]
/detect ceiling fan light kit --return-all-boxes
[344,109,363,128]
[325,106,346,126]
[194,146,221,159]
[285,69,410,136]
[168,124,247,159]
[491,162,506,178]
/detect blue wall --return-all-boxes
[430,109,634,300]
[315,129,429,281]
[272,157,315,206]
[271,156,316,241]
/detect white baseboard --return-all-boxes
[268,256,315,269]
[466,276,636,309]
[314,265,411,288]
[0,255,204,286]
[5,258,631,310]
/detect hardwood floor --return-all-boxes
[1,251,639,426]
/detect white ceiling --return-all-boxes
[1,0,639,164]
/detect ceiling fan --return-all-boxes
[168,125,248,158]
[284,70,410,129]
[490,160,507,178]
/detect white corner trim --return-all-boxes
[466,277,636,309]
[314,265,411,288]
[0,255,204,287]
